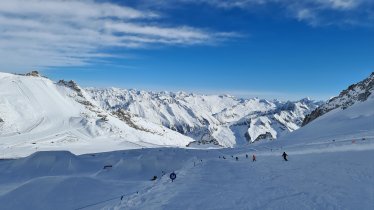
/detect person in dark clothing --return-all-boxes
[282,152,288,161]
[252,154,256,162]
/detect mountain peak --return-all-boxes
[86,87,320,146]
[25,71,41,77]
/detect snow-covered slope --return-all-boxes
[0,72,194,158]
[303,72,374,126]
[1,72,373,210]
[86,88,321,147]
[0,139,373,210]
[279,72,374,146]
[278,93,374,146]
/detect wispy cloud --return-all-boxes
[170,0,373,27]
[0,0,234,71]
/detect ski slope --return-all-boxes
[0,139,373,210]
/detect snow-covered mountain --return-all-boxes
[1,72,373,210]
[86,88,321,147]
[0,72,194,158]
[279,72,374,145]
[302,72,374,126]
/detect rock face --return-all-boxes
[25,71,40,77]
[303,72,374,126]
[58,80,84,97]
[86,88,322,147]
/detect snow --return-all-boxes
[0,72,319,157]
[86,88,320,146]
[277,94,374,147]
[0,139,373,210]
[302,72,374,126]
[0,72,373,209]
[114,147,374,210]
[0,73,194,158]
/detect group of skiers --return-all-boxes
[225,152,288,162]
[251,152,288,161]
[152,152,289,182]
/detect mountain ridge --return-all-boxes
[0,72,194,158]
[302,72,374,126]
[86,87,322,147]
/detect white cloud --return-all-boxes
[0,0,233,71]
[176,0,373,26]
[323,0,359,10]
[189,0,363,10]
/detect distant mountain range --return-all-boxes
[86,88,321,147]
[1,70,373,157]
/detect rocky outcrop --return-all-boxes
[58,80,84,97]
[112,109,151,133]
[25,71,40,77]
[255,132,273,141]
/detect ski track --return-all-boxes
[0,138,373,209]
[105,141,374,210]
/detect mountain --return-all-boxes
[86,88,321,147]
[302,72,374,126]
[0,72,194,158]
[1,72,373,210]
[279,72,374,146]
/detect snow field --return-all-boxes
[0,139,373,210]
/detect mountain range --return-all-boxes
[1,71,373,157]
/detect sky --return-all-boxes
[0,0,373,100]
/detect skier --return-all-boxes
[246,154,248,159]
[235,157,239,161]
[252,154,256,162]
[282,152,288,161]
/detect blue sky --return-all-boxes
[1,0,373,100]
